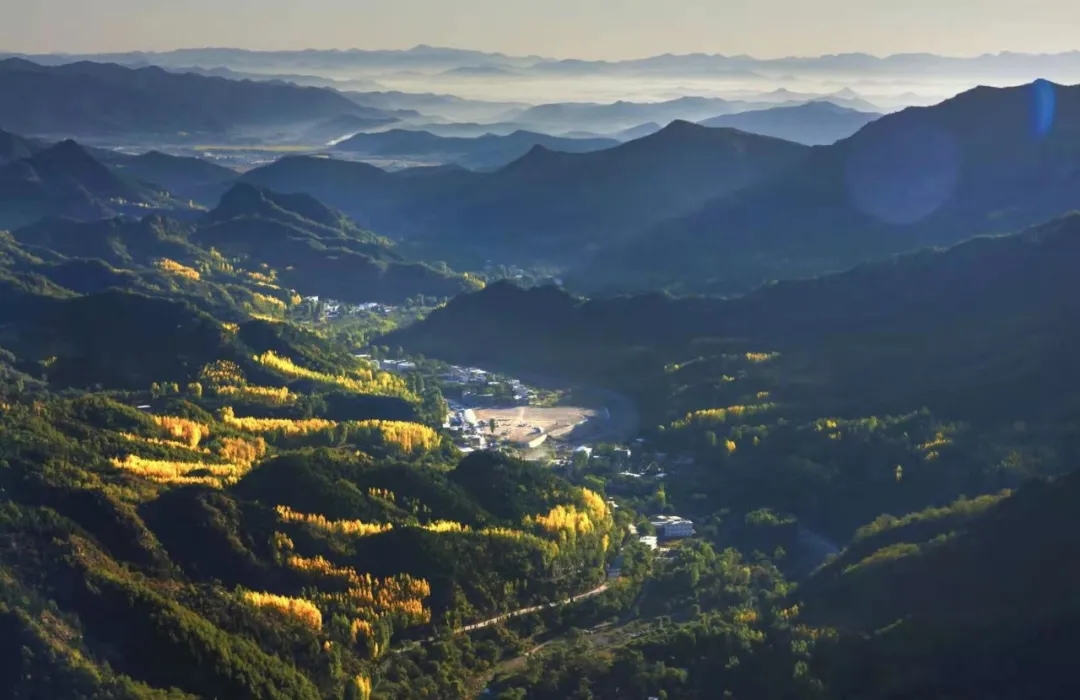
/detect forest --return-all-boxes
[0,141,1079,699]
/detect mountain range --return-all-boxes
[332,128,619,169]
[0,139,186,229]
[698,101,882,145]
[570,79,1080,295]
[13,46,1080,82]
[238,120,809,264]
[0,58,395,139]
[9,181,471,305]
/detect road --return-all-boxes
[451,580,612,635]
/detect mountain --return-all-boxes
[0,129,43,164]
[0,140,176,229]
[699,102,882,145]
[194,183,473,303]
[9,177,473,306]
[513,96,790,133]
[0,58,387,138]
[344,91,528,123]
[99,150,238,201]
[299,114,401,145]
[389,211,1080,423]
[237,122,808,265]
[331,128,619,170]
[404,121,809,261]
[797,469,1080,700]
[574,80,1080,295]
[612,122,664,140]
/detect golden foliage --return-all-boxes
[110,455,245,487]
[220,406,337,436]
[776,604,800,621]
[286,554,366,587]
[275,506,394,537]
[368,488,395,503]
[734,608,759,625]
[725,439,737,454]
[221,322,239,334]
[578,487,610,523]
[422,520,470,533]
[217,435,267,467]
[252,292,286,311]
[216,384,296,405]
[289,292,303,306]
[349,618,373,643]
[154,258,200,280]
[354,420,440,454]
[254,350,410,397]
[199,360,245,388]
[246,269,278,286]
[527,505,595,538]
[118,432,210,454]
[745,352,779,363]
[675,403,775,429]
[350,675,372,700]
[241,591,322,630]
[152,415,210,449]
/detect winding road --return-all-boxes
[451,580,612,636]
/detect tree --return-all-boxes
[187,381,203,398]
[489,418,498,435]
[705,430,718,448]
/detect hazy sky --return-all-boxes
[6,0,1080,59]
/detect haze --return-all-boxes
[7,0,1080,58]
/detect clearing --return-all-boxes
[474,406,597,445]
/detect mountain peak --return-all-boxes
[208,182,345,229]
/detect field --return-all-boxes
[474,406,598,445]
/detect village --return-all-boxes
[375,357,699,553]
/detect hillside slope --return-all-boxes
[574,80,1080,295]
[0,140,178,229]
[699,101,881,145]
[332,128,619,170]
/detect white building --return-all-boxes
[650,515,695,539]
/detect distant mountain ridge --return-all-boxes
[0,58,391,138]
[699,102,882,145]
[332,128,619,169]
[14,47,1080,84]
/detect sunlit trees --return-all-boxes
[241,591,322,630]
[353,420,440,454]
[154,258,200,280]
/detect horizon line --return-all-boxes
[4,44,1080,65]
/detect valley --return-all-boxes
[0,36,1080,700]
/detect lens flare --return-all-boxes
[1030,79,1056,140]
[844,122,960,226]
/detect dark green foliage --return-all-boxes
[141,488,275,588]
[449,451,573,523]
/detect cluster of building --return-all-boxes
[440,364,536,407]
[303,296,395,319]
[650,515,696,539]
[445,402,488,453]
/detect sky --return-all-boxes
[6,0,1080,59]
